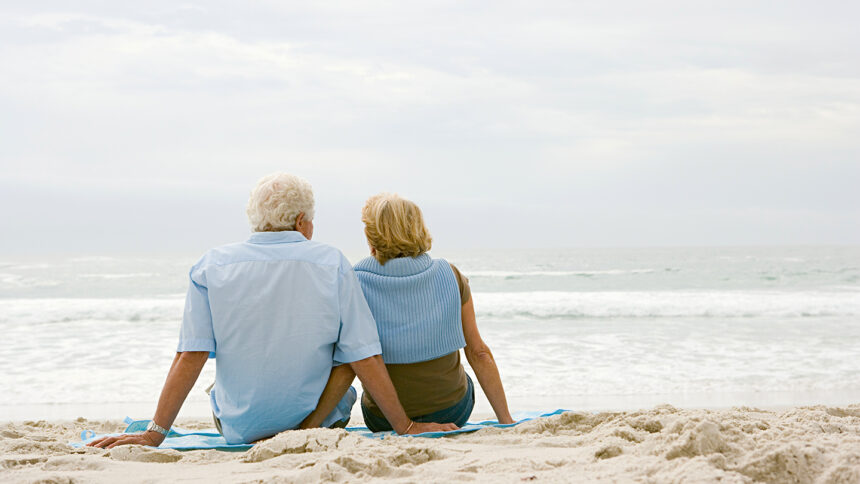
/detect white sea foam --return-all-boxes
[468,269,657,278]
[473,290,860,320]
[4,263,55,270]
[0,273,24,286]
[77,272,160,280]
[0,273,60,288]
[2,289,857,327]
[0,297,185,325]
[67,256,118,263]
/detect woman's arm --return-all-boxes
[299,364,356,429]
[88,351,209,448]
[462,298,514,424]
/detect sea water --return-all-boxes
[1,246,858,421]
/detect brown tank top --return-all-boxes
[362,263,471,418]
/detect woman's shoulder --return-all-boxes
[437,259,466,282]
[353,256,382,273]
[439,261,470,304]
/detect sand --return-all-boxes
[2,404,860,483]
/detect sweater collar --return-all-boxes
[354,253,433,277]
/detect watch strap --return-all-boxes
[146,420,170,436]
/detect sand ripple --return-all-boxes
[1,404,859,483]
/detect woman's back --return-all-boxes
[355,192,512,430]
[353,254,465,364]
[355,259,473,419]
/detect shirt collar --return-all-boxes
[247,231,308,245]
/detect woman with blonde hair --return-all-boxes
[353,193,514,431]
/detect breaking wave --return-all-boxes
[3,289,859,325]
[473,290,860,320]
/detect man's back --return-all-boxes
[177,231,381,443]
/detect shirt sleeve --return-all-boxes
[176,264,216,358]
[334,260,382,364]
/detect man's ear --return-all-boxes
[295,212,306,229]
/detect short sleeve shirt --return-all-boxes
[177,231,381,444]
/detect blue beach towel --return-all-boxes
[73,417,254,451]
[71,410,567,451]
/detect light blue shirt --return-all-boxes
[177,231,382,444]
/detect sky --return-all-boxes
[1,1,859,255]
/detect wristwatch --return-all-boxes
[146,420,170,436]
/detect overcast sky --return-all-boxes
[1,1,858,255]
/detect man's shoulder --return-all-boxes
[194,241,251,267]
[295,240,351,268]
[194,239,349,271]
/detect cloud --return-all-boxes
[0,1,858,252]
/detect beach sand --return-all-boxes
[2,404,860,483]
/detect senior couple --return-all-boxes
[90,173,513,448]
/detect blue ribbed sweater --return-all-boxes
[353,253,466,364]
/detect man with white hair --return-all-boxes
[89,173,457,447]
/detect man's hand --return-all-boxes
[405,422,459,434]
[87,431,165,449]
[86,351,208,450]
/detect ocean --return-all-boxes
[1,246,859,422]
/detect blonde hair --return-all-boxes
[362,193,432,265]
[246,173,315,232]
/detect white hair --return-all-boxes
[246,173,315,232]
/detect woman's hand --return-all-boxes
[405,421,459,434]
[87,430,165,449]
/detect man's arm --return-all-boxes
[299,364,356,429]
[88,351,209,448]
[350,355,458,435]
